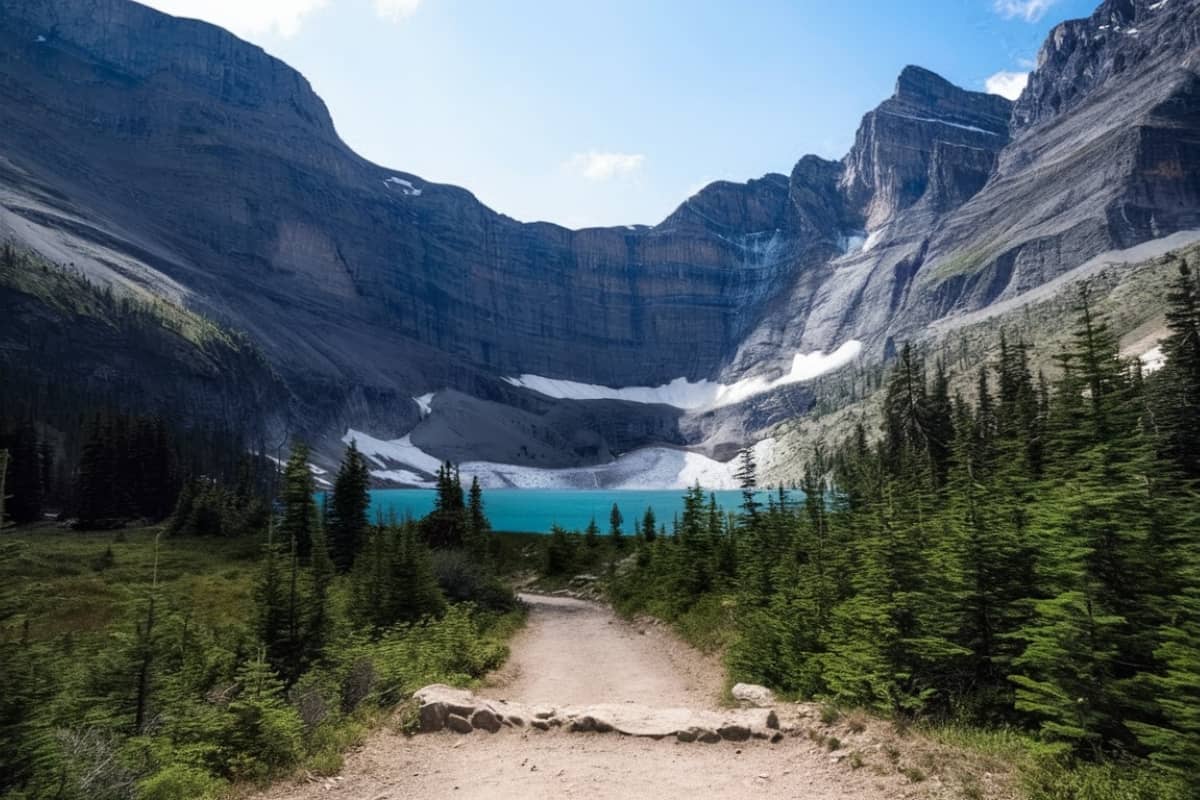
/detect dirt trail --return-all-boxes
[480,593,723,708]
[259,594,1014,800]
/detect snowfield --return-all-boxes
[503,341,862,410]
[343,427,778,490]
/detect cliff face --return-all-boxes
[2,0,1199,477]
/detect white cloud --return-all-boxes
[373,0,423,21]
[993,0,1060,22]
[566,151,646,181]
[985,70,1029,100]
[137,0,330,38]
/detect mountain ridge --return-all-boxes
[2,0,1198,484]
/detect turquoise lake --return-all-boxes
[360,488,796,534]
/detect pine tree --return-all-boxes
[388,520,446,623]
[328,440,371,572]
[1155,258,1200,479]
[735,447,760,520]
[608,502,624,548]
[465,476,491,564]
[421,463,467,548]
[279,444,319,563]
[584,516,600,549]
[641,506,657,543]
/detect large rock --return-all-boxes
[731,683,776,708]
[445,714,473,734]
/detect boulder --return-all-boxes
[445,714,473,734]
[697,728,722,744]
[530,718,551,731]
[417,702,447,733]
[731,683,776,708]
[470,707,502,733]
[676,728,698,743]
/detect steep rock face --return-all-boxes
[0,0,816,400]
[882,0,1200,343]
[3,0,1200,478]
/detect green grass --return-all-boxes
[0,525,262,642]
[924,723,1191,800]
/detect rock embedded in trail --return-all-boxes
[410,684,785,744]
[445,714,473,734]
[470,708,502,733]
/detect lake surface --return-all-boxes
[361,488,797,534]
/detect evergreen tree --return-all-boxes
[608,502,624,548]
[279,444,320,563]
[1156,258,1200,479]
[328,440,371,572]
[421,463,467,548]
[735,446,760,520]
[584,516,600,549]
[641,506,657,543]
[465,476,491,564]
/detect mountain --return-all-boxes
[1,0,1198,487]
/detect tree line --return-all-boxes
[613,260,1200,797]
[0,436,515,800]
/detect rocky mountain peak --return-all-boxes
[1013,0,1199,131]
[839,66,1011,231]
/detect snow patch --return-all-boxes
[413,393,435,418]
[384,176,422,196]
[1148,0,1168,10]
[345,429,443,475]
[1140,346,1166,374]
[504,341,862,411]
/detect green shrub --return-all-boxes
[136,764,225,800]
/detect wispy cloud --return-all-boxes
[566,151,646,181]
[373,0,423,22]
[985,70,1029,100]
[137,0,329,39]
[993,0,1060,22]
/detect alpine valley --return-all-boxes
[2,0,1198,488]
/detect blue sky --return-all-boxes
[140,0,1098,228]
